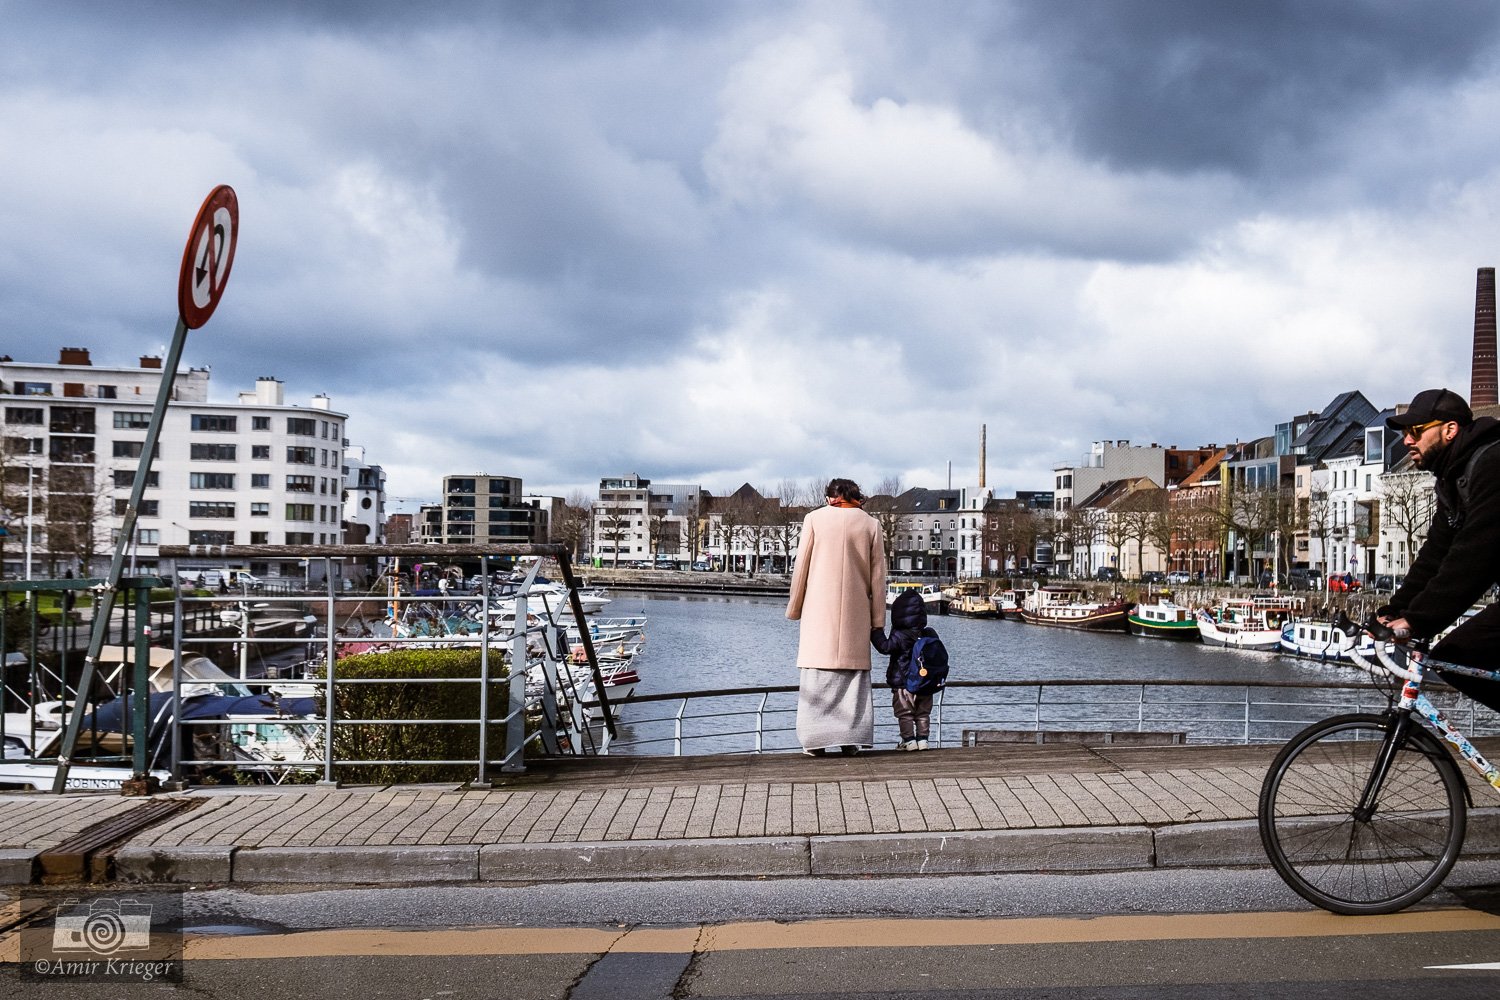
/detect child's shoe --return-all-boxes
[915,739,929,751]
[896,739,915,751]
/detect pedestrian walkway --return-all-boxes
[1,742,1498,886]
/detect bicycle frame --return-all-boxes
[1347,638,1500,792]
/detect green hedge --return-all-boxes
[320,647,512,784]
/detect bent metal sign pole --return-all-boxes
[53,186,239,793]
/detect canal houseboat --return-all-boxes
[1015,585,1131,631]
[1126,598,1202,641]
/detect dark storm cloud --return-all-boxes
[997,0,1500,177]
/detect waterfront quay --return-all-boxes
[3,738,1499,888]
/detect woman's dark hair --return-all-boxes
[825,478,864,503]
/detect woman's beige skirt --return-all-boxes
[796,668,874,751]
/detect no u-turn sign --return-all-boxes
[177,185,238,329]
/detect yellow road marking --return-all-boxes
[169,909,1500,960]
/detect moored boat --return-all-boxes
[1015,585,1131,631]
[948,593,1003,619]
[886,582,948,615]
[1197,596,1303,651]
[1278,619,1367,662]
[1127,598,1201,641]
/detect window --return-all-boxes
[5,407,42,425]
[17,382,52,395]
[284,531,314,545]
[251,474,270,489]
[49,437,94,462]
[49,407,94,433]
[286,475,315,492]
[250,502,270,517]
[188,530,235,545]
[251,444,270,460]
[190,414,237,432]
[135,528,159,544]
[190,472,235,489]
[114,499,159,517]
[190,443,237,461]
[286,446,316,465]
[113,470,159,488]
[97,385,117,399]
[285,503,315,521]
[252,416,270,431]
[189,501,236,518]
[112,440,144,458]
[286,417,317,436]
[3,436,41,455]
[113,412,151,429]
[250,531,269,545]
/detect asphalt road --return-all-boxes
[7,864,1500,999]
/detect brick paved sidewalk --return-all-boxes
[1,742,1497,886]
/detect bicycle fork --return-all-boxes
[1352,711,1415,823]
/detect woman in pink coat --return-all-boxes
[786,478,887,755]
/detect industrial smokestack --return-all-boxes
[979,424,987,488]
[1473,267,1497,407]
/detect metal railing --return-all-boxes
[599,677,1500,756]
[1,544,616,791]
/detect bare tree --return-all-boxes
[596,507,631,568]
[551,491,592,563]
[0,442,44,577]
[863,494,906,571]
[45,466,107,575]
[1380,470,1436,579]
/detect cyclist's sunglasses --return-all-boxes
[1402,419,1444,439]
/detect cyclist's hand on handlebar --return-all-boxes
[1367,614,1410,644]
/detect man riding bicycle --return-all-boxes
[1379,387,1500,712]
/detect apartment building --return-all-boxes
[591,474,704,567]
[1,348,349,580]
[431,475,543,545]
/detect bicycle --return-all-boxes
[1258,614,1500,914]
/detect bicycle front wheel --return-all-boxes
[1258,712,1466,915]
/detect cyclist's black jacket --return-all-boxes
[1383,415,1500,639]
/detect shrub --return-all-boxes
[319,647,512,784]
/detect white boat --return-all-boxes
[886,582,948,614]
[1197,596,1303,651]
[1278,620,1372,662]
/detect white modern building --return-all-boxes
[1,348,349,581]
[591,474,705,567]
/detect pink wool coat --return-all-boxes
[785,504,888,671]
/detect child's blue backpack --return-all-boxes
[907,634,949,695]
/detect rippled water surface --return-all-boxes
[598,591,1387,754]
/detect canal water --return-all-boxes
[599,591,1388,755]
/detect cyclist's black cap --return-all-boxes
[1386,387,1473,429]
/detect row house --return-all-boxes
[700,484,798,573]
[875,486,992,579]
[1070,477,1168,579]
[1051,440,1218,576]
[981,491,1054,575]
[1164,449,1225,579]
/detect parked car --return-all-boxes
[1288,568,1320,592]
[1165,571,1193,585]
[1140,571,1166,584]
[1328,574,1362,593]
[1095,567,1119,581]
[1373,575,1398,592]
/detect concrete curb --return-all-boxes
[1153,819,1265,868]
[114,845,233,884]
[480,837,810,882]
[810,827,1157,876]
[0,849,37,885]
[232,845,481,884]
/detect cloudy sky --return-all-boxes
[5,1,1500,509]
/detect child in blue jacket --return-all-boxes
[871,589,938,750]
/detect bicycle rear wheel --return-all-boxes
[1258,712,1466,915]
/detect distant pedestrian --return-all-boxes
[871,589,939,750]
[786,478,887,756]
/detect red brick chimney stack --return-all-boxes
[1472,266,1497,407]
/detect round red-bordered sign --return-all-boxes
[177,185,239,329]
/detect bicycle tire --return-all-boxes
[1258,712,1466,915]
